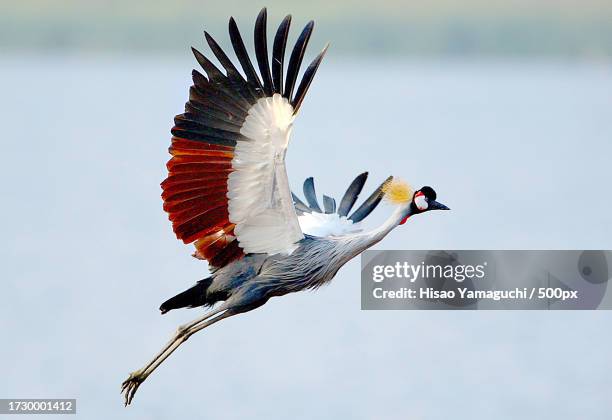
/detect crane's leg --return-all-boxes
[121,305,235,406]
[128,306,225,377]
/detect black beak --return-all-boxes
[429,200,450,211]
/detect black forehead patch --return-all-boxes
[419,186,437,200]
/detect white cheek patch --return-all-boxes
[414,192,429,211]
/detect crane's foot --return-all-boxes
[121,369,147,406]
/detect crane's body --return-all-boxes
[121,8,449,405]
[160,201,418,314]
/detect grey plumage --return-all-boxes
[186,234,375,312]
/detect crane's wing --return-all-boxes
[293,173,393,237]
[162,8,328,269]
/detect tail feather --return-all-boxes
[159,278,213,314]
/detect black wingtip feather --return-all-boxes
[292,43,328,113]
[229,16,264,92]
[272,15,292,95]
[192,12,324,124]
[323,195,336,214]
[292,192,307,207]
[254,8,274,95]
[284,20,315,101]
[337,172,369,217]
[303,176,322,212]
[191,47,224,81]
[349,176,393,223]
[204,31,241,78]
[292,192,311,214]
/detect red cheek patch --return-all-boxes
[400,215,411,225]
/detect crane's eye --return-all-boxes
[414,192,429,210]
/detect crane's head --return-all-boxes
[382,178,449,225]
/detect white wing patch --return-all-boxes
[298,212,363,237]
[228,94,304,255]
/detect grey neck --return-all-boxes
[341,204,413,257]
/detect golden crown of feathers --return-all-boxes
[382,178,413,204]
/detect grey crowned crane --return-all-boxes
[121,8,449,405]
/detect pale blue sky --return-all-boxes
[1,53,612,418]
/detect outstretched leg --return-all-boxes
[121,306,234,406]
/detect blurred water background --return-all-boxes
[1,1,612,419]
